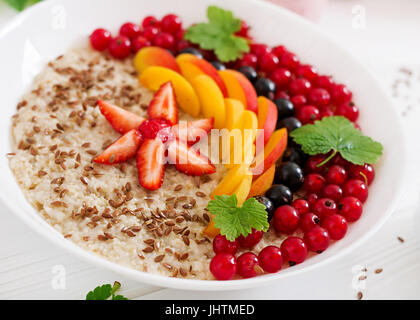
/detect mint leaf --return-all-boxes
[185,6,250,62]
[3,0,42,11]
[207,195,269,241]
[290,116,383,166]
[86,281,128,300]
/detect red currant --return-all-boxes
[175,39,191,53]
[250,43,271,57]
[272,45,287,59]
[322,214,348,240]
[343,179,368,203]
[315,75,334,90]
[332,154,350,168]
[336,102,359,122]
[274,90,290,100]
[142,16,160,28]
[270,68,292,88]
[153,32,175,49]
[210,253,237,280]
[308,88,331,106]
[291,95,307,108]
[327,165,348,186]
[281,237,308,266]
[119,22,141,39]
[174,29,185,41]
[238,229,263,248]
[296,64,318,82]
[131,36,151,53]
[296,105,320,124]
[304,173,326,194]
[279,51,300,70]
[289,78,311,95]
[292,199,310,216]
[90,28,112,51]
[306,194,319,207]
[237,252,260,278]
[236,20,250,37]
[348,163,375,185]
[313,198,337,219]
[305,155,329,174]
[142,26,159,41]
[160,14,182,34]
[322,184,343,202]
[273,205,300,234]
[258,246,283,273]
[237,53,258,69]
[319,106,335,118]
[331,83,352,104]
[338,197,363,222]
[109,36,132,59]
[300,213,320,232]
[259,52,279,72]
[213,234,239,255]
[304,226,330,253]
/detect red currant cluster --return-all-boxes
[89,14,188,59]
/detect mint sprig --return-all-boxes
[86,281,129,300]
[207,195,269,241]
[3,0,42,11]
[290,116,383,166]
[185,6,250,62]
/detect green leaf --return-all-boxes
[3,0,42,11]
[86,282,129,300]
[290,116,383,166]
[112,295,129,301]
[207,195,269,241]
[185,6,249,62]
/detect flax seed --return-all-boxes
[154,255,165,263]
[375,268,383,274]
[174,185,183,191]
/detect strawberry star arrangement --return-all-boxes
[94,82,216,191]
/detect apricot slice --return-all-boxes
[176,53,228,97]
[257,96,278,145]
[134,47,181,74]
[219,70,258,113]
[251,128,288,179]
[224,98,245,131]
[203,218,220,238]
[139,66,200,117]
[191,74,226,129]
[248,165,276,198]
[233,172,253,206]
[211,164,248,199]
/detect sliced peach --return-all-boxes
[176,53,228,97]
[203,218,220,238]
[191,74,226,129]
[233,172,253,206]
[134,47,181,74]
[224,98,245,131]
[257,96,278,145]
[139,66,200,117]
[251,128,288,179]
[219,70,258,113]
[248,165,276,198]
[211,164,248,199]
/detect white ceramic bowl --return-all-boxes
[0,0,407,291]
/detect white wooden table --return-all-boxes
[1,0,419,300]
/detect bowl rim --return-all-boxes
[0,0,408,291]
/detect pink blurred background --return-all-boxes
[265,0,329,21]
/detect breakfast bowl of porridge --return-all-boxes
[0,0,406,290]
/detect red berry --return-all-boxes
[300,213,320,232]
[343,179,368,203]
[279,51,300,70]
[296,64,318,82]
[250,43,271,57]
[304,226,330,253]
[336,102,359,122]
[138,119,171,141]
[237,252,260,278]
[236,20,250,37]
[90,28,112,51]
[142,26,159,41]
[153,32,175,49]
[289,78,311,96]
[305,155,329,174]
[281,237,308,266]
[348,163,375,185]
[322,184,343,202]
[292,199,310,216]
[338,197,363,222]
[270,68,292,88]
[161,14,182,34]
[304,173,326,194]
[259,53,279,72]
[175,39,191,53]
[142,16,159,28]
[296,105,320,124]
[258,246,283,273]
[322,214,348,240]
[308,88,331,106]
[332,154,350,168]
[174,29,185,41]
[319,106,335,118]
[306,194,319,207]
[237,53,258,68]
[272,45,287,59]
[315,75,334,90]
[291,95,307,108]
[119,22,141,39]
[313,198,337,219]
[210,253,237,280]
[131,35,151,53]
[273,205,300,234]
[213,235,239,255]
[275,90,290,100]
[238,229,263,248]
[109,36,132,59]
[331,84,352,104]
[327,165,348,186]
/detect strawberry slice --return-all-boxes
[167,139,216,176]
[148,82,178,125]
[136,139,165,191]
[94,130,142,165]
[172,118,214,145]
[98,100,145,134]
